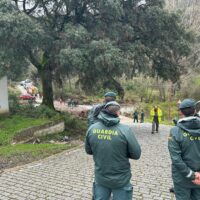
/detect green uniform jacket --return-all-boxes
[87,103,105,127]
[168,116,200,188]
[85,111,141,189]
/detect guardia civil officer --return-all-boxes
[87,92,116,127]
[85,101,141,200]
[168,99,200,200]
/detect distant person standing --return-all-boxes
[168,99,200,200]
[140,110,145,123]
[150,106,162,134]
[133,110,139,123]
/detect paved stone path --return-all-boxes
[0,119,175,200]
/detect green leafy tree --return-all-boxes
[0,0,192,108]
[0,1,44,80]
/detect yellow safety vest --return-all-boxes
[150,107,162,123]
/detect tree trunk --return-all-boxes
[39,65,55,109]
[103,78,125,100]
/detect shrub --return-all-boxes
[19,105,60,119]
[9,100,60,119]
[62,112,87,132]
[9,91,21,114]
[34,105,60,118]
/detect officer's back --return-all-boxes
[85,101,141,190]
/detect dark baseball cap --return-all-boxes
[179,99,196,109]
[104,92,117,98]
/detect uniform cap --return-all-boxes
[104,92,117,98]
[179,99,196,109]
[104,101,120,109]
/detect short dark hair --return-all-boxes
[106,105,120,114]
[180,107,195,117]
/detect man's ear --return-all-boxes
[179,110,184,117]
[116,110,120,116]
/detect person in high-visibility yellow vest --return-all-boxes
[150,106,162,134]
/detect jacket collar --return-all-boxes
[178,116,197,123]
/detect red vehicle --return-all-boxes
[19,94,36,101]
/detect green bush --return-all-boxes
[19,104,60,119]
[32,105,59,118]
[9,91,21,114]
[9,99,60,119]
[62,113,86,130]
